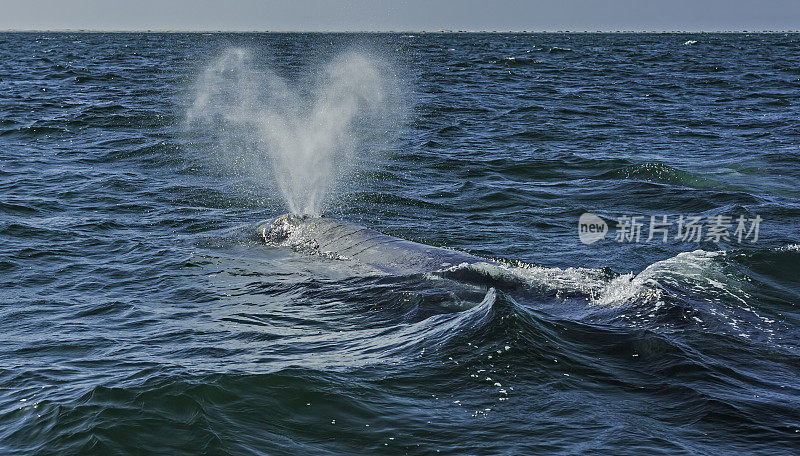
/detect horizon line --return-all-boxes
[1,29,800,34]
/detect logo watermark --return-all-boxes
[578,213,761,245]
[578,213,609,245]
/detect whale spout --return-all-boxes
[256,214,495,275]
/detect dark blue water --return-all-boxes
[1,32,799,455]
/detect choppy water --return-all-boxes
[1,32,799,455]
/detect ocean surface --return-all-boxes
[1,32,799,455]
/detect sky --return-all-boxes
[1,0,799,32]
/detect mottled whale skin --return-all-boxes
[256,214,495,275]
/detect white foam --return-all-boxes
[445,250,740,310]
[593,250,722,306]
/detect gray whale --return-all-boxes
[256,214,496,275]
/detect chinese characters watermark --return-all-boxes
[578,213,761,245]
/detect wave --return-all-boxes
[547,46,574,54]
[73,72,128,84]
[436,250,722,306]
[600,162,727,189]
[435,247,789,346]
[5,274,796,455]
[0,124,68,137]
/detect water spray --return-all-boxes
[188,47,399,215]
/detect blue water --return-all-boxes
[1,32,799,455]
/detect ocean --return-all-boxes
[1,32,799,455]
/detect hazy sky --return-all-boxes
[2,0,799,32]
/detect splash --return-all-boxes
[188,47,399,215]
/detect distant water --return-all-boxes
[1,32,799,455]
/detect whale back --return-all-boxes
[256,214,490,274]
